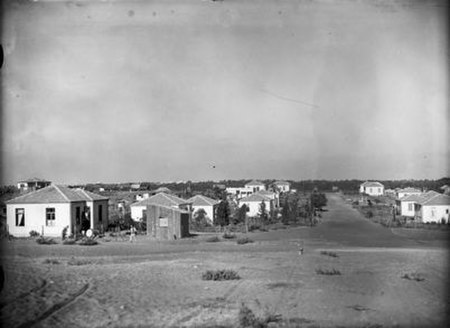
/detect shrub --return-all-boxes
[238,303,282,328]
[205,236,221,243]
[365,211,374,218]
[78,237,98,246]
[315,268,341,275]
[43,258,60,265]
[202,269,240,281]
[237,237,254,245]
[29,230,40,238]
[61,226,69,240]
[320,251,339,258]
[68,257,93,266]
[401,272,425,282]
[63,238,76,245]
[36,236,57,245]
[222,232,236,239]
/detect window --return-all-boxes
[15,208,25,226]
[98,205,103,222]
[46,208,55,226]
[408,203,413,211]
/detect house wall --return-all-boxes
[398,191,421,199]
[245,184,266,192]
[192,205,215,224]
[7,203,73,237]
[275,184,290,192]
[400,201,416,217]
[239,200,272,217]
[421,205,450,223]
[365,186,384,196]
[91,200,109,232]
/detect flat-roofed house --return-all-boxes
[273,180,290,193]
[6,185,108,237]
[226,186,254,200]
[414,191,450,223]
[187,194,219,225]
[359,181,384,196]
[397,187,422,199]
[239,193,273,217]
[130,192,191,221]
[17,178,51,192]
[245,180,266,193]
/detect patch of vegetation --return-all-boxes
[320,251,339,258]
[222,232,236,239]
[237,237,254,245]
[78,237,98,246]
[206,235,221,243]
[29,230,40,238]
[67,258,94,266]
[238,303,282,328]
[401,272,425,282]
[36,236,57,245]
[266,282,302,290]
[43,258,60,265]
[347,304,372,312]
[202,269,240,281]
[315,268,341,275]
[62,238,76,245]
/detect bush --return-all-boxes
[238,303,282,328]
[36,236,57,245]
[222,232,236,239]
[68,257,93,266]
[315,268,341,275]
[202,269,240,281]
[365,211,374,218]
[401,272,425,282]
[43,258,60,265]
[320,251,338,258]
[205,236,221,243]
[63,238,76,245]
[237,237,254,245]
[61,226,69,240]
[78,237,98,246]
[29,230,40,238]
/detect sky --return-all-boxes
[1,0,448,184]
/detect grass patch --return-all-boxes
[237,237,254,245]
[43,258,60,265]
[62,238,76,245]
[67,257,94,266]
[205,236,221,243]
[222,232,236,239]
[320,251,339,258]
[202,269,240,281]
[36,236,57,245]
[238,303,282,328]
[266,282,302,290]
[401,272,425,282]
[315,268,341,275]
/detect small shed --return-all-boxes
[146,204,190,240]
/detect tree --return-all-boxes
[191,208,210,231]
[258,201,269,225]
[281,198,290,225]
[310,191,327,210]
[233,204,248,225]
[216,200,230,228]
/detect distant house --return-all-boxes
[396,194,423,217]
[149,187,172,195]
[135,192,150,201]
[239,193,273,217]
[6,185,109,237]
[130,183,141,190]
[188,194,219,224]
[255,190,279,208]
[414,191,450,223]
[17,178,51,192]
[226,186,254,200]
[397,187,422,199]
[130,192,191,221]
[245,180,266,193]
[359,181,384,196]
[273,181,290,193]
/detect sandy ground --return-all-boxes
[1,195,448,328]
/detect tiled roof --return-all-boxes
[6,185,107,204]
[188,195,219,206]
[274,180,290,186]
[131,192,191,207]
[245,180,265,186]
[398,187,421,193]
[256,190,276,197]
[420,193,450,206]
[361,181,384,187]
[240,193,271,202]
[400,194,424,202]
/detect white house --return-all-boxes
[6,185,109,237]
[226,186,254,200]
[396,194,423,217]
[239,193,273,217]
[255,190,279,208]
[130,192,191,221]
[273,180,290,193]
[397,187,422,199]
[245,180,266,192]
[17,178,51,192]
[187,194,219,224]
[359,181,384,196]
[414,192,450,223]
